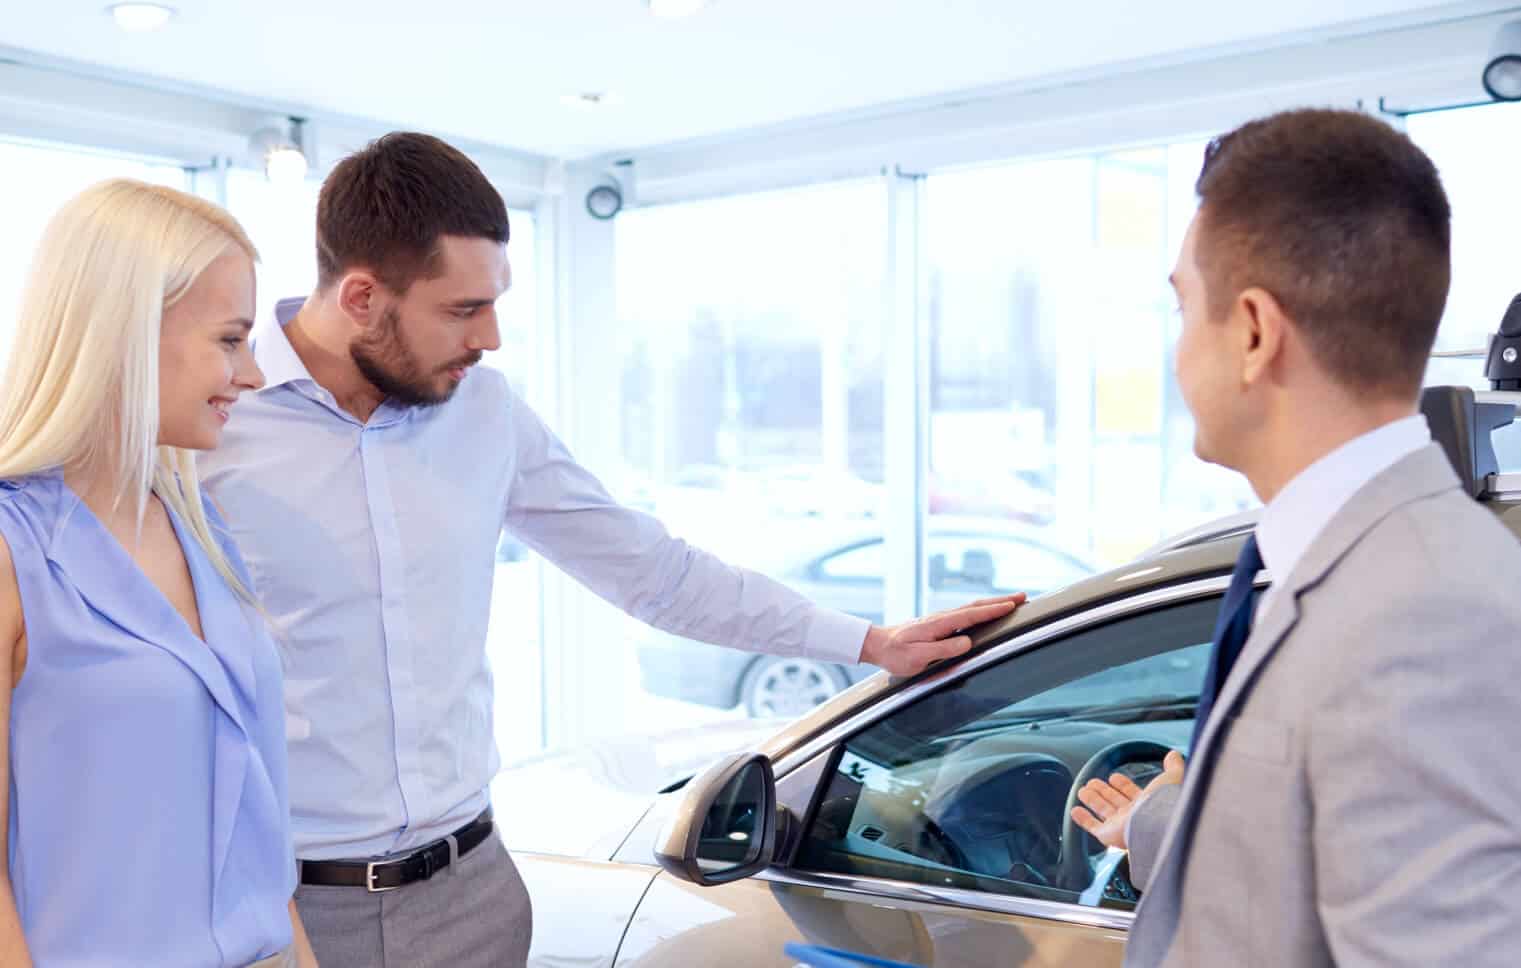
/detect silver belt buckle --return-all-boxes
[366,860,401,893]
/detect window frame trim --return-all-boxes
[771,574,1241,778]
[755,866,1137,932]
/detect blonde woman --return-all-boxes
[0,180,315,967]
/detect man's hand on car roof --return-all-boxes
[860,594,1025,676]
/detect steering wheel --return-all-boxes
[918,817,972,871]
[1054,739,1172,891]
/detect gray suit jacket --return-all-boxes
[1123,444,1521,967]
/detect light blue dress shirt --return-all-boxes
[1253,414,1432,617]
[0,471,294,965]
[199,297,870,860]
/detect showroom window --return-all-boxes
[594,140,1271,733]
[924,141,1256,577]
[482,209,542,760]
[0,136,188,372]
[1409,100,1521,389]
[612,178,887,730]
[225,168,323,324]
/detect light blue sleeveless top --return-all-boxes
[0,471,294,966]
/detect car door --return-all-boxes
[612,580,1226,967]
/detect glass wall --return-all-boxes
[225,169,323,322]
[481,211,542,761]
[594,140,1280,733]
[1409,101,1521,389]
[924,141,1255,578]
[613,180,887,727]
[0,137,188,371]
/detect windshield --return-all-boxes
[992,642,1210,719]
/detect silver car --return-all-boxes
[508,387,1520,968]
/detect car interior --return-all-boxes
[793,596,1220,909]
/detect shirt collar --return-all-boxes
[251,297,318,392]
[250,296,415,429]
[1256,414,1431,587]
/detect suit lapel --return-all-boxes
[1131,444,1462,955]
[1188,587,1296,762]
[1207,446,1458,742]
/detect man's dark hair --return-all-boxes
[316,132,510,293]
[1194,108,1450,398]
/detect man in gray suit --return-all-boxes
[1071,108,1521,966]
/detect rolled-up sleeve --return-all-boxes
[501,393,869,665]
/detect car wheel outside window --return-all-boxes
[743,656,852,718]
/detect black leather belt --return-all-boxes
[300,808,495,893]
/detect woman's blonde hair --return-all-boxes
[0,178,260,599]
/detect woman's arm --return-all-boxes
[0,533,33,966]
[289,899,317,968]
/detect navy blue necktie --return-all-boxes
[1189,534,1263,754]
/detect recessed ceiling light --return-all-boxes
[646,0,711,18]
[560,92,624,109]
[107,2,175,32]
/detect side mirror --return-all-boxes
[655,752,778,886]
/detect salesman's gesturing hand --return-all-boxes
[1070,750,1186,850]
[859,594,1025,676]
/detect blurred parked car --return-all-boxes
[637,518,1093,717]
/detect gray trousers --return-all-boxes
[295,832,533,968]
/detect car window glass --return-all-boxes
[793,595,1219,911]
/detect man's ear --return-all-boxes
[1237,286,1288,388]
[336,271,382,328]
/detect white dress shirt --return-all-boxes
[199,297,870,859]
[1254,414,1432,619]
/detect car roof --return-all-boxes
[757,493,1521,763]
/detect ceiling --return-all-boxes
[5,0,1519,159]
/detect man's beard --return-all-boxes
[351,304,481,408]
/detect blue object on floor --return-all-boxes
[782,942,926,968]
